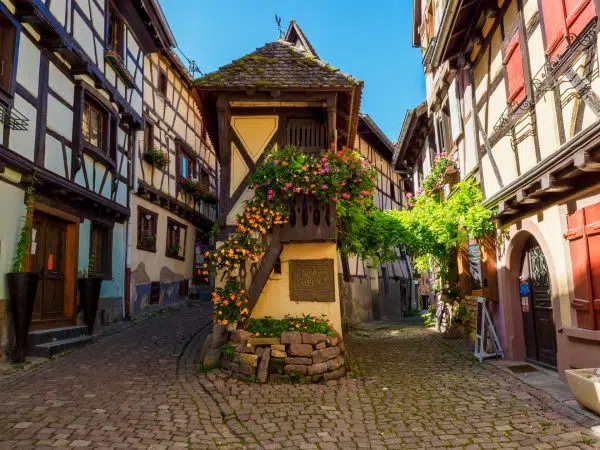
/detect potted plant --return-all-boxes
[142,147,170,170]
[139,235,156,251]
[167,243,181,257]
[78,255,102,335]
[7,185,38,363]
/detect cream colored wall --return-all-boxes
[131,196,196,282]
[251,242,342,333]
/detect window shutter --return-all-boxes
[541,0,568,56]
[503,31,526,104]
[448,79,462,142]
[584,204,600,318]
[565,0,596,39]
[565,209,596,329]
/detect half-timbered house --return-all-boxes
[413,0,600,375]
[0,0,173,358]
[131,49,217,314]
[341,113,415,324]
[194,21,363,334]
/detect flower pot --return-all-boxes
[565,369,600,415]
[78,277,103,335]
[7,272,39,363]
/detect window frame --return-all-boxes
[107,1,125,58]
[158,68,168,98]
[165,217,187,260]
[176,140,197,183]
[89,221,113,280]
[0,5,20,105]
[137,206,158,253]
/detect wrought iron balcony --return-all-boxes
[0,102,29,131]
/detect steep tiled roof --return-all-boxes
[194,40,360,90]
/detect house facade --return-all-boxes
[411,0,600,375]
[341,113,414,324]
[130,49,217,315]
[194,21,363,334]
[0,0,174,358]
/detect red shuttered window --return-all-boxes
[565,203,600,330]
[541,0,597,57]
[503,30,526,105]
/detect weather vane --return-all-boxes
[275,15,283,38]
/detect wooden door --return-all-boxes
[519,238,557,368]
[31,212,67,322]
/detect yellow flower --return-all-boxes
[217,310,222,315]
[222,319,228,325]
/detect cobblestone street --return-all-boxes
[1,309,599,449]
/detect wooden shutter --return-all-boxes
[565,209,596,329]
[584,204,600,318]
[565,0,596,39]
[541,0,568,56]
[503,31,526,104]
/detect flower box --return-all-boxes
[565,369,600,415]
[143,148,170,170]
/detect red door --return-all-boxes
[31,212,67,323]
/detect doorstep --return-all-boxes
[490,359,600,427]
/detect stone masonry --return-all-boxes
[221,330,346,383]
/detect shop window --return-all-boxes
[166,217,186,260]
[158,69,168,97]
[107,2,124,58]
[89,222,112,278]
[0,7,18,98]
[137,207,157,252]
[565,203,600,330]
[503,28,526,106]
[541,0,597,58]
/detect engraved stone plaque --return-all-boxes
[289,259,335,302]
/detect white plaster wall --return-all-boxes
[0,183,26,300]
[9,95,36,161]
[49,63,75,104]
[44,134,66,178]
[47,95,73,138]
[16,33,40,97]
[73,12,96,63]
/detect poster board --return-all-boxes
[468,244,483,290]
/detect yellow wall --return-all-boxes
[251,242,342,333]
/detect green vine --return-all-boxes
[11,185,35,273]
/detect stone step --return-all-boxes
[30,335,93,358]
[28,325,89,347]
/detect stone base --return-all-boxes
[221,330,346,383]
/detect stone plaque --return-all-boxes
[289,259,335,302]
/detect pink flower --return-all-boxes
[254,184,260,188]
[406,192,414,199]
[266,181,271,186]
[267,195,273,200]
[361,160,369,167]
[332,198,338,203]
[342,193,351,200]
[267,190,274,195]
[321,157,328,163]
[274,160,279,165]
[341,181,347,186]
[321,184,328,190]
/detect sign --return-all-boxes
[474,297,504,362]
[519,282,530,296]
[521,296,530,313]
[468,244,483,290]
[289,259,335,302]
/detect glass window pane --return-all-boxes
[181,156,188,178]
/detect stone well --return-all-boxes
[221,329,346,383]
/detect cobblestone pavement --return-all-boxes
[0,301,242,449]
[199,326,600,449]
[2,312,600,449]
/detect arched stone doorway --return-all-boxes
[519,237,557,368]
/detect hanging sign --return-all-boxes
[521,296,530,313]
[468,244,483,290]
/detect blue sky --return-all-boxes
[160,0,425,142]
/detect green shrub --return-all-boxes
[247,314,335,337]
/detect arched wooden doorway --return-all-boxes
[519,237,557,368]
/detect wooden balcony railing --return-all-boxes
[239,195,337,312]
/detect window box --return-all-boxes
[142,147,170,170]
[178,178,218,204]
[105,50,135,88]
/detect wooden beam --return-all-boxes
[540,173,572,193]
[326,93,338,148]
[516,189,540,205]
[574,149,600,172]
[498,200,519,216]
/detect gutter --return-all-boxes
[431,0,461,68]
